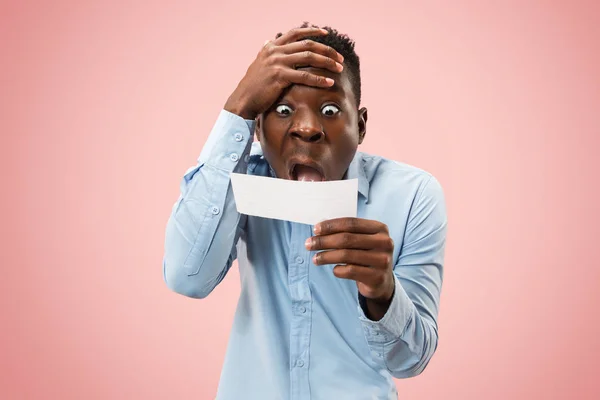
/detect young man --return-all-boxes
[163,23,447,400]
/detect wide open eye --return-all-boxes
[275,104,293,116]
[321,104,340,116]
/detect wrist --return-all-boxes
[361,277,395,321]
[224,92,257,120]
[364,294,393,322]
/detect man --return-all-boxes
[163,23,447,400]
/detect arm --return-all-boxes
[308,176,447,378]
[163,110,254,299]
[164,27,346,298]
[358,176,447,378]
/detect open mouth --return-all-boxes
[290,163,325,182]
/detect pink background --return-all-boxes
[2,1,599,399]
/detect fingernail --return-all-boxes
[325,78,334,86]
[321,28,329,34]
[313,224,321,234]
[336,62,343,71]
[305,238,312,249]
[339,54,344,62]
[312,254,318,264]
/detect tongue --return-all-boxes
[295,165,323,182]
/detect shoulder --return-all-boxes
[360,153,447,244]
[360,152,443,200]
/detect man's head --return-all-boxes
[256,22,367,182]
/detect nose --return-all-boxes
[289,110,324,143]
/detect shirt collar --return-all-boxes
[346,151,370,202]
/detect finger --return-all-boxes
[314,218,388,235]
[278,40,344,64]
[280,69,334,88]
[260,40,271,54]
[274,27,329,46]
[259,39,275,56]
[313,249,391,268]
[332,264,381,286]
[284,51,343,73]
[306,232,393,252]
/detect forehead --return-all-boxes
[287,67,356,104]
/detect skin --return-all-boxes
[224,27,396,320]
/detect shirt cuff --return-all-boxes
[198,109,256,170]
[358,275,415,344]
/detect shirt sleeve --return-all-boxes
[163,110,255,299]
[358,175,447,378]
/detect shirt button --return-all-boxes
[230,153,239,162]
[299,306,306,314]
[211,206,220,215]
[296,360,304,368]
[234,133,243,142]
[295,256,304,264]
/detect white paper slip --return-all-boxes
[230,173,358,225]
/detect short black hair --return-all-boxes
[276,22,362,107]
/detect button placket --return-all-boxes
[288,223,313,400]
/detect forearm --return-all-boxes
[163,110,255,298]
[359,275,440,378]
[163,168,245,298]
[364,175,446,378]
[384,304,439,378]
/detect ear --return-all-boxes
[357,107,367,144]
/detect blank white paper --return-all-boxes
[230,173,358,225]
